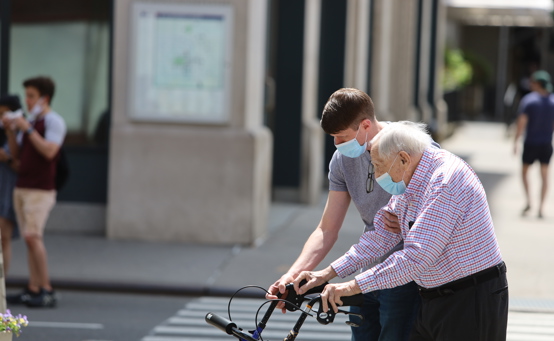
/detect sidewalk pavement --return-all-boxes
[6,122,554,311]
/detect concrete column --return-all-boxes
[432,0,448,139]
[389,1,418,121]
[299,0,324,205]
[540,27,549,71]
[417,0,434,124]
[371,0,394,120]
[495,25,509,121]
[108,0,272,245]
[344,0,371,92]
[371,0,418,121]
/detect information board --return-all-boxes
[129,3,233,123]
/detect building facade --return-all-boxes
[0,0,452,244]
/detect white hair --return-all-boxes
[370,121,432,160]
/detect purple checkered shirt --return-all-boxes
[331,147,503,292]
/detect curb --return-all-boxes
[5,277,267,299]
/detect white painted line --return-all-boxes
[168,316,351,333]
[29,321,104,329]
[142,337,229,341]
[154,325,350,340]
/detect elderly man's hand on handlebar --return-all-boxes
[320,280,362,314]
[292,266,337,296]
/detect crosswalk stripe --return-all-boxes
[142,297,554,341]
[167,316,350,333]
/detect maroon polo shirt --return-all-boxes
[16,118,60,191]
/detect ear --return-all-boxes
[398,151,410,166]
[360,118,371,130]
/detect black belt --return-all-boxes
[418,262,506,300]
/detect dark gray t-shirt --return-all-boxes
[329,149,403,270]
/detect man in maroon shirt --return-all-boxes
[2,76,66,308]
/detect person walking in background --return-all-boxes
[0,95,23,275]
[514,70,554,218]
[2,76,66,308]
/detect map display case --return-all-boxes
[128,3,233,124]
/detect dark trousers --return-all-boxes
[410,273,508,341]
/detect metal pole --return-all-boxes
[0,0,9,312]
[495,25,509,121]
[541,27,549,71]
[0,0,11,95]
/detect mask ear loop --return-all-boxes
[386,154,408,184]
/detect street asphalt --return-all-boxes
[5,121,554,312]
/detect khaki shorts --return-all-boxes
[13,188,56,237]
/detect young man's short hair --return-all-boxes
[23,76,56,104]
[320,88,376,134]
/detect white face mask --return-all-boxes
[28,98,45,120]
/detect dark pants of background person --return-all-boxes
[349,281,421,341]
[522,142,553,165]
[410,267,508,341]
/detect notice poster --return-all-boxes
[129,3,233,123]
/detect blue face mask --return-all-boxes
[335,125,368,158]
[375,154,407,195]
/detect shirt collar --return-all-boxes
[404,147,437,197]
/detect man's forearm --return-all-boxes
[5,130,19,159]
[287,227,339,277]
[514,115,527,144]
[27,131,59,160]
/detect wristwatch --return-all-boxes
[25,127,34,135]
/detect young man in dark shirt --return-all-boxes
[514,70,554,218]
[2,76,66,307]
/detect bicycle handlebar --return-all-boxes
[336,293,364,307]
[205,312,258,341]
[205,282,365,341]
[284,280,329,311]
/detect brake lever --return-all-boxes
[316,294,364,326]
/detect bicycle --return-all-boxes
[205,281,364,341]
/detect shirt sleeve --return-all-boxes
[44,113,67,145]
[328,151,348,192]
[354,184,465,293]
[331,200,402,278]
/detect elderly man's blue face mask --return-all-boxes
[375,154,407,195]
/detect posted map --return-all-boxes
[130,3,232,123]
[154,13,225,90]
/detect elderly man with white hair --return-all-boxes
[293,121,508,341]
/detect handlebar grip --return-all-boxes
[316,293,365,325]
[338,293,364,307]
[205,312,237,335]
[303,281,329,296]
